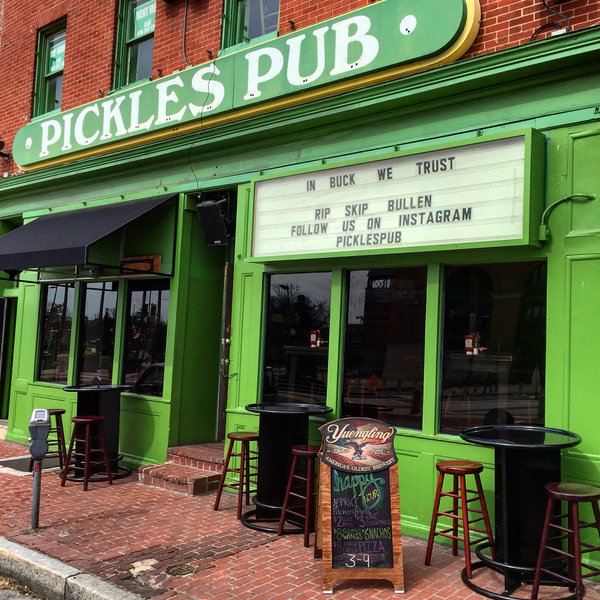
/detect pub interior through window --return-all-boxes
[37,283,75,383]
[263,273,331,405]
[342,268,427,429]
[440,261,547,433]
[122,279,169,396]
[77,282,118,385]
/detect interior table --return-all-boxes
[64,384,131,479]
[459,425,581,600]
[242,402,332,533]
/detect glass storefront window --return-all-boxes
[440,261,547,433]
[342,268,427,429]
[263,273,331,404]
[122,280,169,396]
[77,282,118,385]
[37,284,75,383]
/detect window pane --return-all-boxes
[47,31,66,74]
[128,36,153,82]
[78,282,118,385]
[123,280,169,396]
[130,0,156,40]
[45,73,62,112]
[342,268,426,429]
[263,273,331,405]
[38,284,75,383]
[35,22,65,116]
[242,0,279,40]
[440,262,547,433]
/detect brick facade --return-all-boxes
[0,0,598,176]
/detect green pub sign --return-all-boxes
[14,0,480,169]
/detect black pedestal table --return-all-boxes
[242,402,332,533]
[460,425,581,600]
[63,384,132,480]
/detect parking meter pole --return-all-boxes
[31,459,42,529]
[28,408,50,530]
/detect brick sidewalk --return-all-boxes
[0,439,597,600]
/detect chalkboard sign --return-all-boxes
[331,468,393,569]
[319,417,404,594]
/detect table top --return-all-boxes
[460,424,581,450]
[246,402,333,416]
[64,384,132,393]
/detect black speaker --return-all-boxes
[196,198,232,246]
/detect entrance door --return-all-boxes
[0,298,16,419]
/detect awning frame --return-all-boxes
[0,194,178,283]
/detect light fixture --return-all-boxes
[0,141,9,161]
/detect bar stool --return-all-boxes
[531,482,600,600]
[278,444,320,547]
[60,415,113,492]
[28,408,68,472]
[214,431,259,519]
[425,459,494,579]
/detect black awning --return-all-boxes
[0,194,175,272]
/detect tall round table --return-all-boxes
[242,402,332,533]
[64,384,131,479]
[460,425,581,600]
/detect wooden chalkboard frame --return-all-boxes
[320,462,404,593]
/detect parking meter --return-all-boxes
[29,408,50,529]
[29,408,50,460]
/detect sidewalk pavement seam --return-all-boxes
[0,537,144,600]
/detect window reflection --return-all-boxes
[342,268,426,429]
[37,284,74,383]
[122,280,169,396]
[78,282,118,384]
[440,262,547,433]
[263,273,331,405]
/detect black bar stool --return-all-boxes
[28,408,68,472]
[214,431,259,519]
[278,444,320,547]
[425,459,494,579]
[60,415,113,491]
[531,481,600,600]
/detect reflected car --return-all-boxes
[133,363,164,396]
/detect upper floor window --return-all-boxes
[33,21,66,117]
[222,0,279,47]
[114,0,155,88]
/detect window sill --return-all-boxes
[109,78,152,95]
[30,108,62,122]
[218,30,279,57]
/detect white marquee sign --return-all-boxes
[252,136,532,258]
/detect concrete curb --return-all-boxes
[0,537,143,600]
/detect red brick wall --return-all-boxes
[0,0,598,176]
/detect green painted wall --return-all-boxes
[4,196,225,467]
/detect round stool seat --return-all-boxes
[214,432,259,519]
[436,459,483,475]
[546,481,600,502]
[48,408,66,416]
[292,444,320,457]
[227,431,259,442]
[72,415,103,424]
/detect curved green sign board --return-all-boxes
[14,0,480,170]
